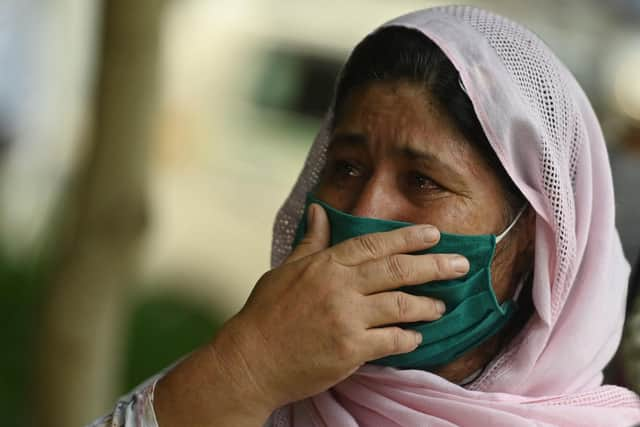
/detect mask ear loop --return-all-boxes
[496,204,531,302]
[458,76,468,95]
[512,270,532,302]
[496,204,528,244]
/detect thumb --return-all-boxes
[284,203,330,264]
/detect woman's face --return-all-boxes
[315,80,533,381]
[317,79,512,244]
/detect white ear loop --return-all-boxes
[496,205,531,303]
[496,204,528,244]
[512,269,533,302]
[458,76,468,95]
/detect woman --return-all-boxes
[90,6,640,426]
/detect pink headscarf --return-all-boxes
[270,6,640,426]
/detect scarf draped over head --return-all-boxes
[270,5,640,426]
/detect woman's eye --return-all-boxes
[319,159,364,190]
[334,160,362,178]
[409,172,441,192]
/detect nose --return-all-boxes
[350,175,404,220]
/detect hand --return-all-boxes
[215,202,470,413]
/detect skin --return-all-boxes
[153,80,535,426]
[318,80,535,381]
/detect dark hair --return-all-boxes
[332,27,524,218]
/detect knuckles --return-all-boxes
[322,298,360,362]
[388,327,406,354]
[385,255,411,283]
[431,254,448,278]
[332,331,358,363]
[352,234,383,259]
[394,292,412,322]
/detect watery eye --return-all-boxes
[410,172,439,191]
[336,160,361,177]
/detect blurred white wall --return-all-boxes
[0,0,98,251]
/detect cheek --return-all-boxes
[408,198,501,236]
[314,186,353,212]
[404,202,469,230]
[489,247,518,303]
[454,177,510,235]
[314,169,365,212]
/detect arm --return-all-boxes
[90,204,466,426]
[86,348,275,427]
[153,329,276,427]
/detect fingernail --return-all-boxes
[451,256,470,273]
[422,226,439,243]
[415,332,423,345]
[435,300,446,314]
[307,204,316,228]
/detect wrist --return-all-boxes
[209,315,280,414]
[153,319,275,427]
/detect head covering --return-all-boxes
[270,5,640,426]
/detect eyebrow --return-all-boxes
[400,145,448,166]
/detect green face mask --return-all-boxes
[293,193,525,370]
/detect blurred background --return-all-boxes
[0,1,639,426]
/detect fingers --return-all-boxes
[363,292,445,327]
[285,204,330,264]
[355,253,470,294]
[329,225,440,266]
[360,327,423,361]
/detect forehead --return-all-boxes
[331,80,469,157]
